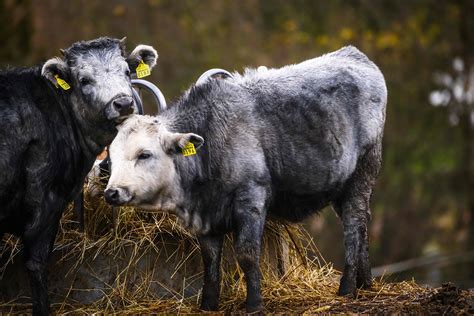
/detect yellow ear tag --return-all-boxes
[136,60,151,78]
[182,142,197,157]
[54,75,70,90]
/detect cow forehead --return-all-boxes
[73,66,127,82]
[111,132,158,161]
[71,51,127,73]
[112,117,163,156]
[113,132,152,154]
[119,115,164,135]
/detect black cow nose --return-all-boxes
[104,188,120,205]
[112,97,134,115]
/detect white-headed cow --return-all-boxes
[0,37,157,315]
[105,46,387,312]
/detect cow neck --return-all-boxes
[169,82,234,164]
[35,69,100,166]
[165,83,236,216]
[48,84,94,158]
[68,102,113,159]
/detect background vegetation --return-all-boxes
[1,0,473,288]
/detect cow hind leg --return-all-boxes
[356,216,372,289]
[336,201,372,296]
[334,140,382,296]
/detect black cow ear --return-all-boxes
[163,132,204,155]
[127,44,158,73]
[41,57,69,87]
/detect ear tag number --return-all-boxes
[182,142,197,157]
[136,60,151,78]
[54,75,70,90]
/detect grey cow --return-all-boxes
[105,46,387,312]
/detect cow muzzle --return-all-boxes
[104,186,133,206]
[105,96,135,122]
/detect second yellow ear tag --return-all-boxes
[182,142,197,157]
[136,60,151,78]
[55,75,70,90]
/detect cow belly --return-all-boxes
[279,156,353,191]
[268,190,333,222]
[264,141,357,222]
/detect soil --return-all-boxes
[325,283,474,315]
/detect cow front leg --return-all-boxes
[198,234,224,311]
[23,225,59,315]
[233,184,267,313]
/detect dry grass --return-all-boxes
[1,186,472,314]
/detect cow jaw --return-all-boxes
[132,185,183,213]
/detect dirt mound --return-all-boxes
[421,283,474,315]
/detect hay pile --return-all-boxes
[1,187,473,314]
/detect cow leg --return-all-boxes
[73,191,85,232]
[198,234,224,311]
[335,141,381,296]
[356,214,372,289]
[233,184,268,313]
[23,222,59,315]
[335,198,371,296]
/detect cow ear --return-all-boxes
[163,132,204,155]
[127,44,158,73]
[41,57,69,86]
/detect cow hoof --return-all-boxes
[200,302,219,311]
[338,276,357,297]
[357,276,373,289]
[246,302,264,314]
[338,287,356,297]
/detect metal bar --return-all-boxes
[131,86,144,114]
[131,79,167,113]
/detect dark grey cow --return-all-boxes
[0,37,158,315]
[105,46,387,312]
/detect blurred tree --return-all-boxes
[429,0,474,249]
[0,0,472,286]
[0,0,32,65]
[458,0,474,249]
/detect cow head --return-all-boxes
[41,37,158,144]
[104,115,204,212]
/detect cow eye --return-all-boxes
[125,69,131,77]
[79,77,92,86]
[137,152,152,160]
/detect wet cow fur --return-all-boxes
[0,37,157,315]
[106,46,387,312]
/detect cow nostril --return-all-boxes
[113,97,133,113]
[104,188,119,204]
[113,101,122,111]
